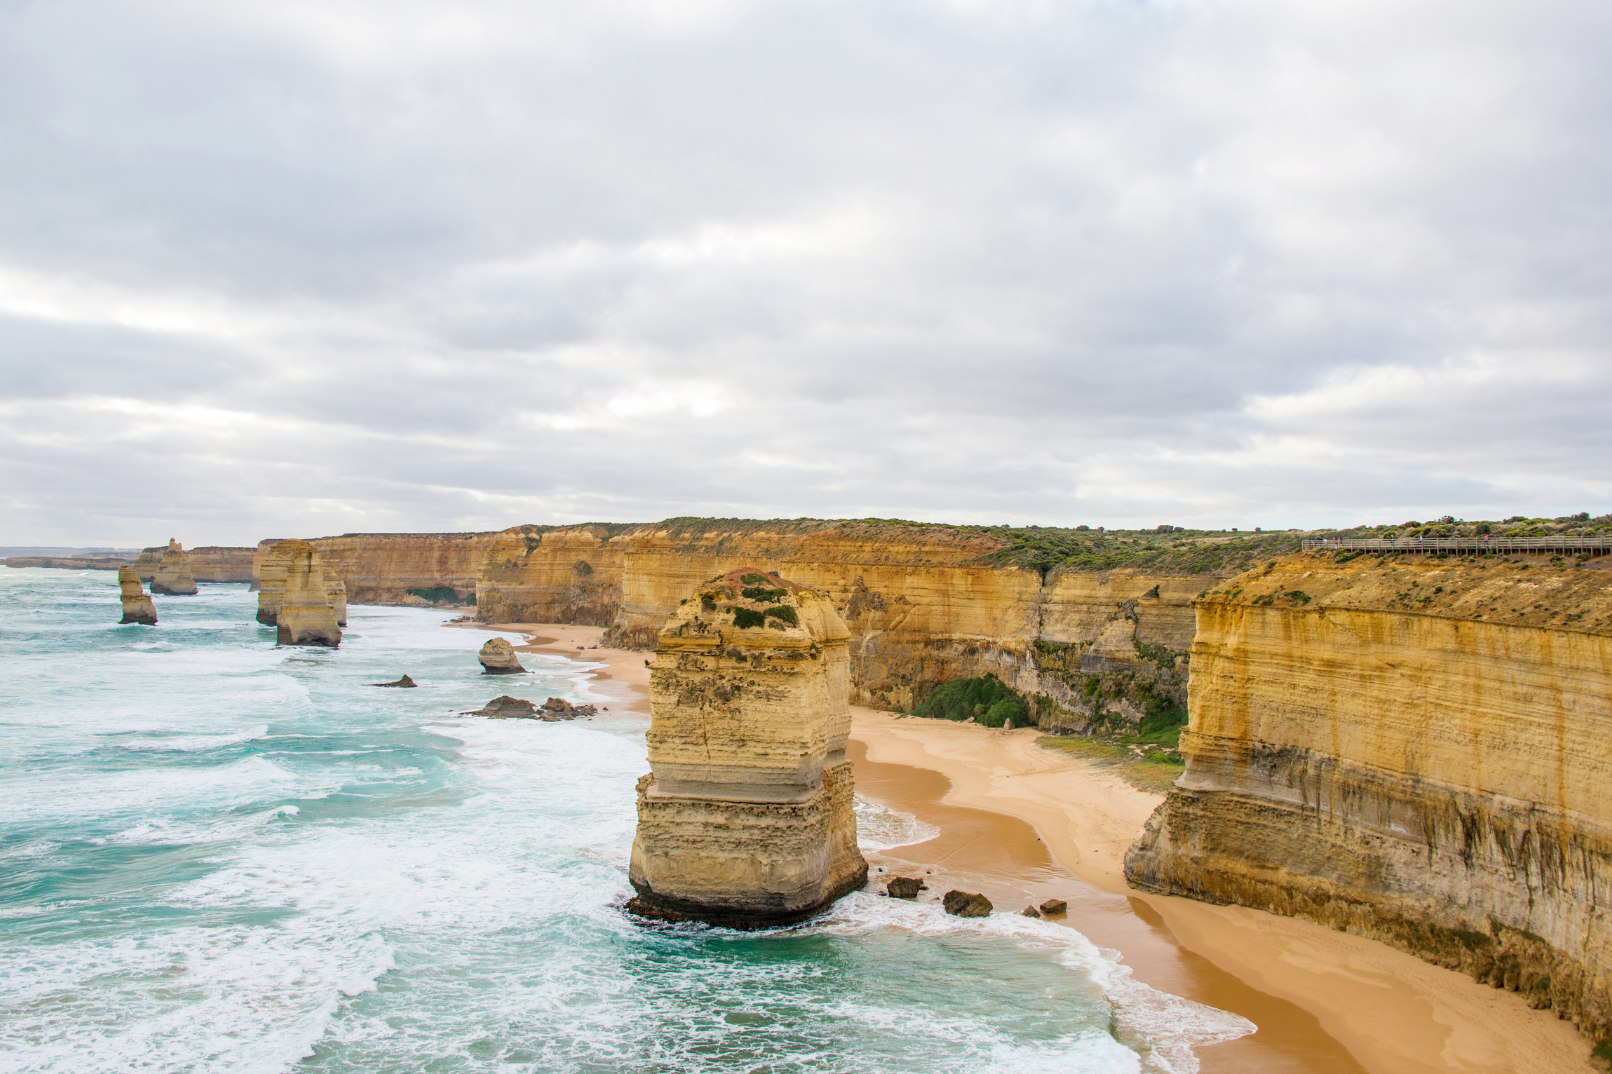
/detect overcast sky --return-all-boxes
[2,0,1609,546]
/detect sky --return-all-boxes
[2,0,1610,546]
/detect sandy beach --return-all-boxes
[474,622,1595,1074]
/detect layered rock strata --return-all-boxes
[135,545,254,583]
[628,569,867,926]
[117,567,157,625]
[478,637,526,674]
[256,540,346,627]
[1125,553,1612,1043]
[255,532,500,606]
[150,539,198,595]
[272,540,341,647]
[473,521,1215,720]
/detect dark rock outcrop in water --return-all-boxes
[884,877,924,899]
[627,569,867,929]
[150,539,198,595]
[118,567,158,625]
[463,696,537,718]
[942,891,992,918]
[372,675,417,688]
[478,637,526,674]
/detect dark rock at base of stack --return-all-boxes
[884,877,925,899]
[942,890,993,918]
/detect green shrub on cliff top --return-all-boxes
[732,607,767,629]
[914,674,1028,729]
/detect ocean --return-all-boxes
[0,567,1250,1073]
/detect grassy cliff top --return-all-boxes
[477,512,1612,576]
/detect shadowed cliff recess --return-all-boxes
[627,569,867,927]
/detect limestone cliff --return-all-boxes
[272,540,341,647]
[628,569,866,926]
[255,532,499,607]
[149,539,198,595]
[475,520,1216,722]
[135,545,253,584]
[1125,553,1612,1042]
[117,567,157,625]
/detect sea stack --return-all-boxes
[150,539,198,595]
[479,637,526,674]
[256,544,288,625]
[327,578,347,627]
[273,540,341,647]
[117,567,158,625]
[628,568,867,927]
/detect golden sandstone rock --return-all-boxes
[270,540,341,647]
[117,567,157,625]
[478,637,526,674]
[256,540,345,627]
[1126,553,1612,1040]
[628,569,867,927]
[150,539,198,596]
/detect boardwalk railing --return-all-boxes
[1301,536,1612,556]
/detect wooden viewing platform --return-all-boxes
[1302,536,1612,556]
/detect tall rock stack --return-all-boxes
[327,578,347,627]
[271,540,341,647]
[628,568,866,927]
[150,539,198,595]
[117,567,158,625]
[256,543,288,625]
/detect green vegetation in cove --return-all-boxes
[407,586,475,605]
[913,674,1028,728]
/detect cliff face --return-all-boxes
[1126,554,1612,1040]
[135,545,253,584]
[474,521,1213,717]
[628,569,865,925]
[254,532,500,607]
[475,526,628,624]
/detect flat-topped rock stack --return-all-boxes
[271,540,341,647]
[150,539,198,596]
[256,540,346,628]
[117,567,158,625]
[628,568,866,927]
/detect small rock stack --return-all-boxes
[150,539,198,596]
[628,568,867,927]
[478,637,527,674]
[117,567,158,625]
[271,540,341,647]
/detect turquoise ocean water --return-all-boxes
[0,568,1250,1073]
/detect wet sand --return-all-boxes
[459,622,1594,1074]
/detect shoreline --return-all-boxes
[463,621,1593,1074]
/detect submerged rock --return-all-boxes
[117,567,157,625]
[463,695,538,719]
[628,568,867,928]
[372,675,417,688]
[884,877,925,900]
[150,539,198,596]
[478,637,527,674]
[942,890,993,918]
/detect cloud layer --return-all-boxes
[3,0,1609,545]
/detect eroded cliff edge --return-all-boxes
[1125,552,1612,1043]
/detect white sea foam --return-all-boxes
[115,724,269,753]
[854,793,942,850]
